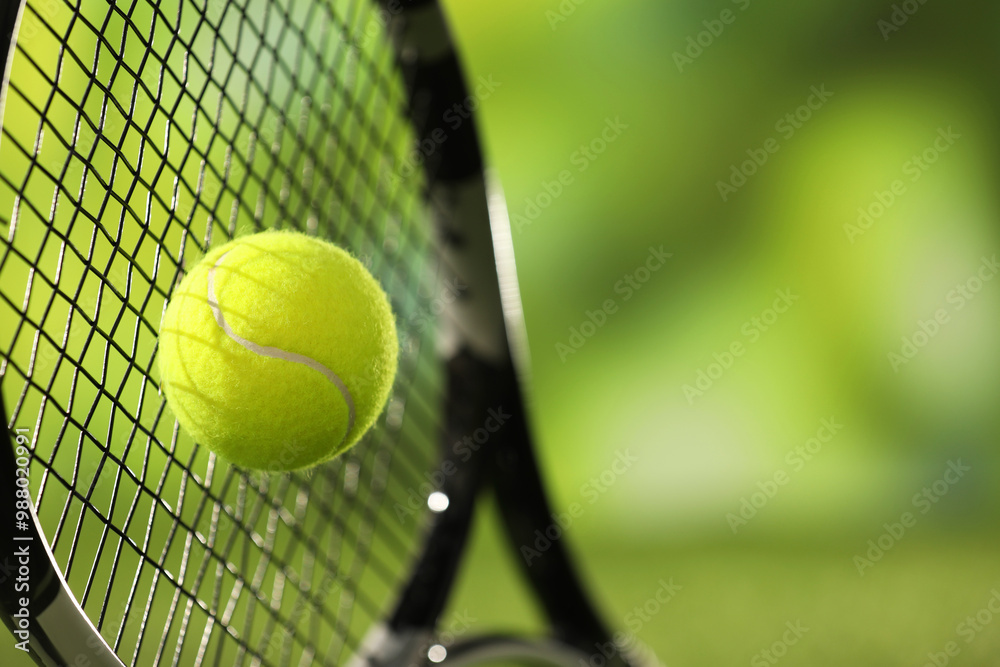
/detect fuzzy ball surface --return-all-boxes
[158,230,398,470]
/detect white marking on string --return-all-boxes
[207,250,355,437]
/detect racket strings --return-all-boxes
[0,0,443,664]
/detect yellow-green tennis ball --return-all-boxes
[158,230,398,471]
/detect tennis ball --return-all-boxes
[158,230,398,471]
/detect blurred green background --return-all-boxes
[436,0,1000,665]
[3,0,1000,665]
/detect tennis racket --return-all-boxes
[0,0,651,664]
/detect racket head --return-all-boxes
[0,0,441,663]
[0,0,645,665]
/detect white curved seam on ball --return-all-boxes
[206,250,356,439]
